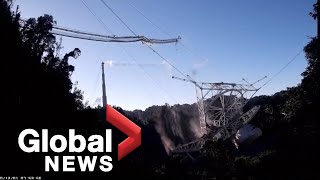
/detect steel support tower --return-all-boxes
[171,76,264,153]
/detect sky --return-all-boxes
[15,0,317,111]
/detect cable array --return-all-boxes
[99,0,188,79]
[51,26,179,44]
[127,0,209,72]
[50,0,304,105]
[78,0,179,104]
[260,49,304,89]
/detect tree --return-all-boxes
[19,14,84,113]
[301,37,319,103]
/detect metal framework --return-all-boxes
[19,19,180,44]
[51,26,180,44]
[171,76,265,153]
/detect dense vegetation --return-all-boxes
[1,0,319,179]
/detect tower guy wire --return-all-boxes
[79,0,179,104]
[99,0,188,79]
[127,0,210,73]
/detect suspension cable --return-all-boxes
[79,0,179,104]
[127,0,209,69]
[249,48,304,99]
[99,0,137,36]
[99,0,189,79]
[260,49,303,90]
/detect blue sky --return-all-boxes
[15,0,317,110]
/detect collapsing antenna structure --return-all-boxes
[51,26,180,44]
[171,76,266,153]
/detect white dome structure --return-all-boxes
[233,124,262,148]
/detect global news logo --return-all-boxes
[17,105,141,172]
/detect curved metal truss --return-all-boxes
[199,82,257,132]
[171,76,265,154]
